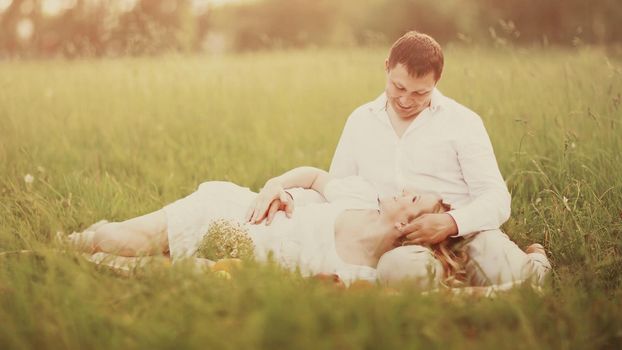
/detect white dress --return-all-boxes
[163,177,379,284]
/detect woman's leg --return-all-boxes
[68,210,169,257]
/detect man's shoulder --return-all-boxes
[346,94,385,122]
[438,94,484,126]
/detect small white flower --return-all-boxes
[24,174,34,184]
[562,196,571,211]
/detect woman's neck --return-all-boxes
[334,209,399,267]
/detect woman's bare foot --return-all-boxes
[66,230,97,252]
[64,220,109,252]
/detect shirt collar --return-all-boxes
[369,88,445,116]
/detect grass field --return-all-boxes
[1,46,621,349]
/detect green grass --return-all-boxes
[1,46,621,349]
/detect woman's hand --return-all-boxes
[245,180,294,225]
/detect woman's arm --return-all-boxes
[246,167,332,224]
[266,166,331,195]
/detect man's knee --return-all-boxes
[377,245,442,288]
[467,230,536,285]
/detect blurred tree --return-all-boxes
[361,0,462,45]
[109,0,196,55]
[219,0,338,50]
[0,0,621,58]
[0,0,200,57]
[46,0,108,57]
[476,0,622,46]
[0,0,43,57]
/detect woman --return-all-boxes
[67,166,460,285]
[68,166,547,287]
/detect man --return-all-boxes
[329,31,549,286]
[252,31,550,287]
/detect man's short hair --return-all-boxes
[387,31,444,81]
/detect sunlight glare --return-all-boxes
[42,0,77,17]
[42,0,62,16]
[117,0,138,13]
[16,18,34,41]
[0,0,12,13]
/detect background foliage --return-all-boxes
[1,0,622,58]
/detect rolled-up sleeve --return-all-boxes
[447,116,511,236]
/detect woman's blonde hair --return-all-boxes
[427,200,471,287]
[432,237,471,287]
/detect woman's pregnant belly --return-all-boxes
[164,181,340,276]
[248,204,341,276]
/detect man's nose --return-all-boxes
[398,96,413,105]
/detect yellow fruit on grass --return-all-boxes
[381,287,400,296]
[211,258,243,273]
[214,270,232,280]
[312,273,346,289]
[348,280,375,290]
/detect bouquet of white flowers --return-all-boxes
[195,219,255,261]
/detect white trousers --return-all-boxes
[376,229,551,288]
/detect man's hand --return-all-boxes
[245,181,294,225]
[398,213,458,245]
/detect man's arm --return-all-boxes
[401,116,510,244]
[446,117,511,236]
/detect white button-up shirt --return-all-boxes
[329,89,511,237]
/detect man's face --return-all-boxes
[384,62,437,120]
